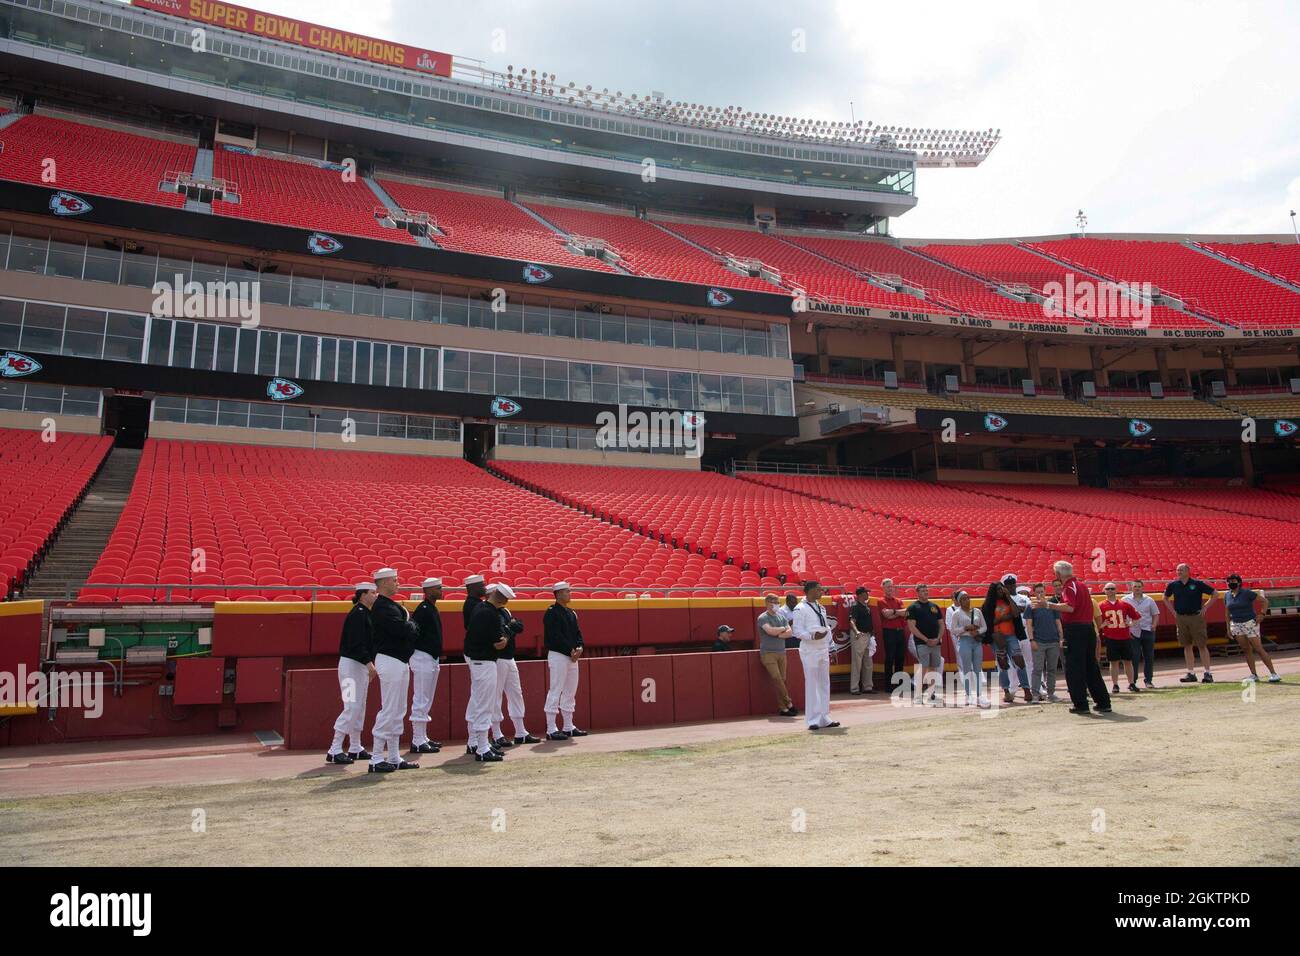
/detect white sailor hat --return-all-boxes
[487,582,516,600]
[421,577,442,589]
[463,574,485,586]
[1016,585,1031,595]
[353,581,377,592]
[552,581,572,592]
[373,567,398,581]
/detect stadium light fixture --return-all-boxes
[1075,209,1088,236]
[1291,210,1298,244]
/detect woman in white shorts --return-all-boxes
[1224,574,1281,683]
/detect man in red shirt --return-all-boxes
[1047,559,1112,715]
[1098,582,1141,694]
[878,578,909,690]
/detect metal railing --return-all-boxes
[733,460,912,480]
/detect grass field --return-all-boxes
[2,679,1296,866]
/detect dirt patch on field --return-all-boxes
[1,682,1296,866]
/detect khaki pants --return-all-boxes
[760,651,792,711]
[850,631,874,691]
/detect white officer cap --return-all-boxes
[421,577,442,589]
[373,568,398,581]
[552,581,572,592]
[353,581,377,592]
[463,574,485,586]
[1000,572,1017,584]
[487,582,516,600]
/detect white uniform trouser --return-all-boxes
[370,653,410,765]
[408,650,440,746]
[544,650,580,733]
[491,658,527,738]
[329,656,369,755]
[799,637,832,728]
[466,658,497,754]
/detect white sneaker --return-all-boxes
[1268,673,1282,683]
[1245,674,1259,683]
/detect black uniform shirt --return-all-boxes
[338,603,375,665]
[543,602,584,655]
[496,606,519,660]
[462,595,484,629]
[371,593,418,663]
[464,600,505,661]
[412,599,443,658]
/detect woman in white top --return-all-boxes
[946,591,987,707]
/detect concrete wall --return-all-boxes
[148,420,462,456]
[0,410,102,434]
[490,443,700,469]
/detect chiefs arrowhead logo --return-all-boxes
[1128,419,1153,438]
[983,413,1008,432]
[0,351,42,378]
[522,264,554,284]
[307,232,343,255]
[49,191,92,217]
[1274,419,1298,438]
[681,411,706,429]
[706,288,734,307]
[490,396,522,418]
[267,378,304,401]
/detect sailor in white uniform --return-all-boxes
[490,591,541,748]
[408,577,444,755]
[463,582,512,762]
[367,568,421,773]
[325,581,377,764]
[791,580,840,731]
[542,582,587,740]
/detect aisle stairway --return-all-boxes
[22,448,141,602]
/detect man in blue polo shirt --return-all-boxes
[1163,564,1218,684]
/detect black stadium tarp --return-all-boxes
[1,181,796,319]
[15,350,799,440]
[915,408,1297,442]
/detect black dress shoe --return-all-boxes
[349,750,371,761]
[466,744,477,755]
[547,731,571,741]
[494,736,514,749]
[410,742,440,754]
[1068,707,1090,715]
[475,750,504,762]
[396,760,420,769]
[567,727,589,737]
[368,761,396,773]
[325,752,354,765]
[1095,706,1113,714]
[824,721,841,728]
[516,734,542,744]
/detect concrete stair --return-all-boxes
[21,447,141,603]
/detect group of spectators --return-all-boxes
[720,563,1282,720]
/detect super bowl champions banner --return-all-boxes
[131,0,453,77]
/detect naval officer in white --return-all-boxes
[791,580,840,731]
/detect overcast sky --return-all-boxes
[246,0,1299,239]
